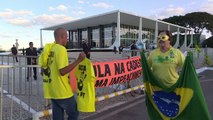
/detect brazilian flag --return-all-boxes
[140,52,211,120]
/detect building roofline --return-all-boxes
[41,10,120,30]
[41,9,191,31]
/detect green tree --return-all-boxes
[161,12,213,35]
[202,36,213,48]
[161,15,185,28]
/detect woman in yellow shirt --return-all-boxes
[148,30,185,87]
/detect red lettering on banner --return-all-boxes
[126,59,141,71]
[109,69,142,86]
[70,56,142,89]
[114,63,125,75]
[95,79,108,87]
[93,64,111,77]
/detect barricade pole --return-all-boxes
[0,68,3,120]
[10,69,14,120]
[0,65,13,120]
[95,85,144,102]
[32,84,144,120]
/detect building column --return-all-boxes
[154,21,158,44]
[40,29,43,48]
[87,27,92,48]
[173,27,180,48]
[180,29,187,50]
[77,29,82,48]
[99,25,104,48]
[190,29,193,48]
[116,11,121,47]
[68,30,71,49]
[110,11,120,49]
[167,25,170,31]
[71,31,74,48]
[138,17,142,43]
[112,23,116,45]
[184,30,187,48]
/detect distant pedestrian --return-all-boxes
[11,44,18,62]
[114,46,117,54]
[82,40,91,59]
[22,47,25,55]
[26,42,38,80]
[130,41,137,56]
[119,44,124,54]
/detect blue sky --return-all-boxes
[0,0,213,51]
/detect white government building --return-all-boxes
[40,10,194,50]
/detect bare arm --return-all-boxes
[59,52,86,76]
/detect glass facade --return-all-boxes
[72,31,78,48]
[120,24,155,48]
[68,23,155,49]
[82,30,88,40]
[120,24,139,47]
[92,28,100,48]
[104,26,113,48]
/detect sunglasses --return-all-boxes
[158,34,169,42]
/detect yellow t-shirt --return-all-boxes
[39,42,56,69]
[43,44,73,99]
[75,58,96,112]
[148,47,185,87]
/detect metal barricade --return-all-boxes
[0,55,45,120]
[0,64,44,120]
[33,51,145,120]
[1,51,145,120]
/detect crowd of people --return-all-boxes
[11,40,38,81]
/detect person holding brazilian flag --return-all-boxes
[140,30,211,120]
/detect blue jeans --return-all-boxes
[51,96,79,120]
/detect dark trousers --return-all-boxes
[51,96,79,120]
[131,51,137,57]
[27,67,37,79]
[27,67,37,77]
[12,55,18,62]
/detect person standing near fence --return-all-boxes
[26,42,38,80]
[11,44,18,62]
[119,44,124,54]
[130,41,137,56]
[113,46,117,54]
[39,27,86,120]
[22,47,25,55]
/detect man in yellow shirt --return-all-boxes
[41,28,85,120]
